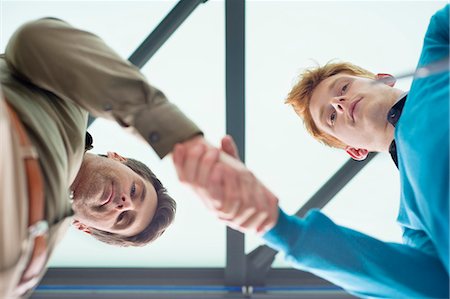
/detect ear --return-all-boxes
[107,151,127,162]
[376,73,396,87]
[345,146,369,161]
[72,219,92,234]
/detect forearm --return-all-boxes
[5,18,201,158]
[263,209,449,299]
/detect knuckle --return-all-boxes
[238,169,249,180]
[259,210,269,219]
[218,204,229,215]
[203,155,215,166]
[203,150,218,164]
[229,188,239,199]
[187,145,204,159]
[270,196,279,206]
[240,170,255,184]
[246,206,257,215]
[213,163,224,174]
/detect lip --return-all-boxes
[349,98,362,122]
[100,182,114,206]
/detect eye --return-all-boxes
[330,109,337,126]
[117,211,127,224]
[130,182,137,198]
[340,83,349,95]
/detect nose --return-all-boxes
[115,194,134,211]
[331,96,347,114]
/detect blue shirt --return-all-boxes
[263,5,449,298]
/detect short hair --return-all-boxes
[89,158,176,247]
[286,61,375,148]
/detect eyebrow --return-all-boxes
[328,77,344,93]
[319,105,327,127]
[140,181,146,203]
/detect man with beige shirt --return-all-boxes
[0,17,224,298]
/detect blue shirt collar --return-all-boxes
[388,92,408,168]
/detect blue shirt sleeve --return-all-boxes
[263,5,449,298]
[395,3,449,273]
[263,209,449,299]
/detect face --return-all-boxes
[70,153,158,237]
[309,73,403,153]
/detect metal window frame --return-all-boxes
[35,1,370,298]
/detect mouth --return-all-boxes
[350,98,362,122]
[100,182,114,206]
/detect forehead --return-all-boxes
[311,73,352,102]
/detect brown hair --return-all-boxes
[286,61,375,148]
[89,158,176,247]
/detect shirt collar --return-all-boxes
[388,92,408,168]
[85,132,93,151]
[387,92,408,127]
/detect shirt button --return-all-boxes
[149,132,160,143]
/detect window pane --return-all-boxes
[2,0,226,267]
[244,1,444,267]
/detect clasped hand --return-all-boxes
[172,135,279,234]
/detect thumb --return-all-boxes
[221,135,240,160]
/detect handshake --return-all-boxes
[172,135,279,234]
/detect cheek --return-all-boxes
[333,124,364,144]
[73,203,114,226]
[83,214,113,231]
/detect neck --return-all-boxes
[390,88,405,106]
[70,153,94,201]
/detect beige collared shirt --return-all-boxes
[0,17,201,298]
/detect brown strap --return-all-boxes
[5,101,48,293]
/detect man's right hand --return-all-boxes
[172,135,279,234]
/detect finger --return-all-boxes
[183,143,206,184]
[221,135,240,159]
[255,187,279,234]
[219,166,241,217]
[233,182,270,232]
[196,187,216,211]
[200,163,225,211]
[172,144,186,182]
[238,210,269,232]
[227,204,257,227]
[225,169,259,225]
[256,211,278,235]
[216,167,242,220]
[196,147,220,187]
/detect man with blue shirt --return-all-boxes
[173,4,449,298]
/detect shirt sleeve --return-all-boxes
[4,18,202,158]
[263,209,449,299]
[416,4,449,68]
[396,3,449,274]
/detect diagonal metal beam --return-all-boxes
[225,0,246,287]
[246,153,378,285]
[128,0,208,68]
[88,0,208,127]
[295,153,377,217]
